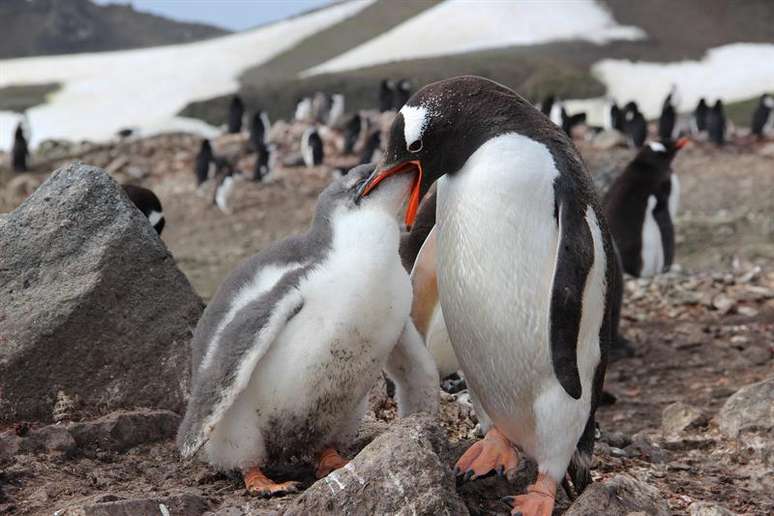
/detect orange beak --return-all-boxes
[675,137,690,149]
[361,160,424,226]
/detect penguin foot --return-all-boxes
[503,473,556,516]
[243,467,300,498]
[315,447,348,479]
[454,427,519,482]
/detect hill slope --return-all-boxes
[0,0,227,59]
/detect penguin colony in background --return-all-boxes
[178,163,438,496]
[379,78,413,112]
[301,127,324,167]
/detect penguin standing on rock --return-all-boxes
[177,164,438,496]
[122,184,165,235]
[707,100,726,145]
[603,139,687,278]
[624,102,647,148]
[301,127,324,167]
[12,124,29,172]
[605,101,624,132]
[228,95,245,134]
[249,111,271,150]
[213,159,238,214]
[253,142,272,182]
[658,87,679,140]
[357,76,617,515]
[194,139,215,187]
[751,94,773,139]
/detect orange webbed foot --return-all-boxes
[315,447,349,479]
[503,473,557,516]
[243,466,301,497]
[454,427,520,482]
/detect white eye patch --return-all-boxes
[647,141,666,152]
[400,105,429,150]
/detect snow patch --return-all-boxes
[0,0,374,151]
[303,0,644,76]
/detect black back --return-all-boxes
[227,95,245,134]
[658,95,676,140]
[751,94,772,137]
[707,100,726,145]
[610,103,624,132]
[393,79,412,110]
[253,142,270,181]
[307,131,324,166]
[122,184,164,235]
[12,124,29,172]
[249,111,268,150]
[693,98,708,133]
[540,95,555,116]
[194,139,214,186]
[625,106,647,148]
[343,113,362,154]
[562,109,586,137]
[379,79,394,113]
[359,131,381,165]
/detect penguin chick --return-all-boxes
[177,163,439,496]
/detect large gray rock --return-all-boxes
[0,163,203,423]
[564,474,670,516]
[717,377,774,438]
[284,414,469,516]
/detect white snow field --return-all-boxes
[0,0,374,151]
[593,43,774,120]
[303,0,645,76]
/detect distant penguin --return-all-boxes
[249,111,271,150]
[707,100,726,145]
[561,108,587,137]
[604,139,687,278]
[301,127,324,167]
[122,184,165,235]
[327,94,345,127]
[624,102,647,148]
[692,98,709,134]
[359,131,382,165]
[605,101,624,132]
[12,124,29,172]
[295,96,312,121]
[379,79,395,112]
[176,163,438,496]
[213,159,237,214]
[540,95,555,117]
[194,139,215,187]
[549,97,564,127]
[253,141,271,182]
[312,92,332,123]
[394,79,412,110]
[228,95,245,134]
[658,88,678,140]
[751,94,773,138]
[343,113,362,155]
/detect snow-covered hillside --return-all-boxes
[303,0,645,76]
[0,0,374,151]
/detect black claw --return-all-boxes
[501,495,514,505]
[464,469,475,482]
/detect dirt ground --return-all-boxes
[1,127,773,515]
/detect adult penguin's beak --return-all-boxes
[358,160,424,226]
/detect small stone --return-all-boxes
[662,402,708,437]
[565,474,670,516]
[716,377,774,439]
[737,306,759,317]
[602,430,632,449]
[741,345,771,366]
[712,294,736,315]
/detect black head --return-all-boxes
[358,75,567,225]
[14,124,25,140]
[200,139,212,154]
[633,139,688,177]
[714,99,724,110]
[697,98,707,109]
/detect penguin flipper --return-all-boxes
[177,288,304,459]
[549,193,595,400]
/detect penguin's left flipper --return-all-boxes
[177,287,305,459]
[549,191,596,400]
[384,321,439,417]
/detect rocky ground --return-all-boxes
[1,121,773,515]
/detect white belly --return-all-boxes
[640,195,664,277]
[435,134,603,469]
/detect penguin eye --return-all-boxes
[408,139,423,153]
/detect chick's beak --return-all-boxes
[675,137,690,150]
[358,160,423,226]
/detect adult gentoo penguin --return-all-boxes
[692,98,708,135]
[249,110,271,150]
[194,139,215,187]
[603,139,687,278]
[358,76,616,515]
[177,164,438,495]
[122,184,165,235]
[12,124,29,172]
[707,99,726,145]
[228,95,245,134]
[624,102,647,147]
[751,93,773,139]
[658,86,679,140]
